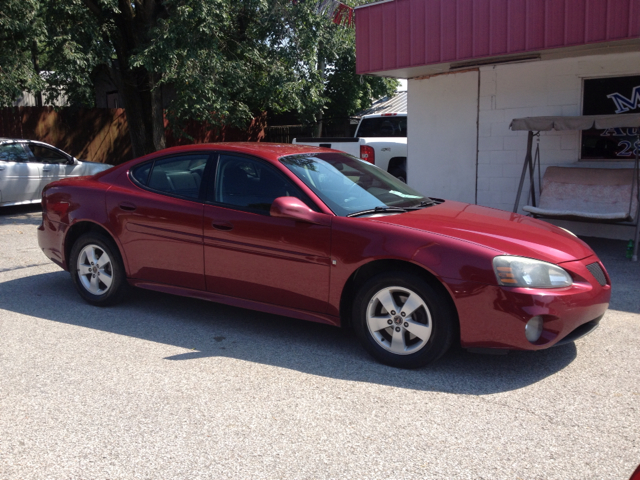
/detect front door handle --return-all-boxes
[211,222,233,231]
[119,202,137,211]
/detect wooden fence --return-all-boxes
[0,107,266,165]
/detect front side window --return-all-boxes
[26,144,70,164]
[212,154,313,213]
[280,152,429,217]
[0,144,29,162]
[131,154,209,199]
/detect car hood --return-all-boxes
[370,200,595,264]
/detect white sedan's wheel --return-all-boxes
[77,244,114,295]
[366,286,432,355]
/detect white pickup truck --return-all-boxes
[293,113,407,182]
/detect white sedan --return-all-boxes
[0,138,113,207]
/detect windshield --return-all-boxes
[280,152,431,217]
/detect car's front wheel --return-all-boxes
[353,272,455,368]
[70,232,128,306]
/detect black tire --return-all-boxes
[352,272,455,368]
[69,232,128,306]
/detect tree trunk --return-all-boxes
[150,73,166,151]
[85,0,167,158]
[112,62,148,159]
[109,0,165,158]
[30,40,42,107]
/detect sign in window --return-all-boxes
[581,75,640,160]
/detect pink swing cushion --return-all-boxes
[523,167,638,221]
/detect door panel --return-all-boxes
[25,143,68,196]
[203,205,332,313]
[0,144,40,204]
[106,153,210,290]
[202,153,332,313]
[0,162,42,203]
[107,188,205,290]
[40,163,61,185]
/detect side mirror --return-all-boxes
[270,197,331,226]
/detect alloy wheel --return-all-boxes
[366,286,432,355]
[77,244,113,296]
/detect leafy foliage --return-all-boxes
[0,0,398,152]
[0,0,45,105]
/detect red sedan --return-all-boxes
[37,143,610,368]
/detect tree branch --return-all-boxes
[119,0,135,23]
[81,0,102,19]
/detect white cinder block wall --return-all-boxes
[408,70,479,204]
[408,51,640,239]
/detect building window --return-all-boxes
[581,75,640,160]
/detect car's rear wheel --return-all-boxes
[353,272,454,368]
[70,232,127,306]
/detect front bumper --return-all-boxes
[446,255,611,350]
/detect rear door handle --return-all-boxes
[211,222,233,231]
[119,202,137,211]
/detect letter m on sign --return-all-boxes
[607,85,640,113]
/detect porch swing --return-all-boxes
[510,113,640,261]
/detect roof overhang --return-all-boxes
[371,39,640,79]
[356,0,640,79]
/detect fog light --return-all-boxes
[525,316,544,343]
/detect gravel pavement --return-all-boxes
[1,205,638,480]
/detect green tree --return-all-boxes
[1,0,397,156]
[308,0,398,136]
[0,0,45,106]
[323,44,399,132]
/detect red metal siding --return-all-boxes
[356,0,640,75]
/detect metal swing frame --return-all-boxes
[510,114,640,261]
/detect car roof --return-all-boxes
[135,142,333,164]
[1,138,50,146]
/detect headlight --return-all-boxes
[493,256,572,288]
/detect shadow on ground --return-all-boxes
[0,270,578,395]
[0,204,42,226]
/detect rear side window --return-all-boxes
[131,163,152,185]
[357,117,407,138]
[130,154,209,200]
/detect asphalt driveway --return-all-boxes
[1,205,638,479]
